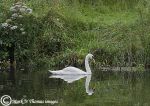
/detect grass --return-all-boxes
[59,3,138,25]
[0,0,150,69]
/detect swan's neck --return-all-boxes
[85,56,91,74]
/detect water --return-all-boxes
[0,67,150,106]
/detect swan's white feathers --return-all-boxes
[48,53,93,75]
[49,66,86,75]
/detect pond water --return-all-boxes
[0,67,150,106]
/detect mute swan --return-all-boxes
[48,53,94,75]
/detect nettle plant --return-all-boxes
[0,2,38,61]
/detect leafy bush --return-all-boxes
[0,2,42,63]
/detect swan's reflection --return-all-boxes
[49,75,86,83]
[85,75,94,95]
[49,74,94,95]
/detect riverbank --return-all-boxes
[0,0,150,70]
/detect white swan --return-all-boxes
[48,53,94,75]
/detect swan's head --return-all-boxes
[87,53,94,59]
[86,54,95,63]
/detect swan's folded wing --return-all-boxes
[49,70,64,74]
[63,67,86,74]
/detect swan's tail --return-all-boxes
[48,70,57,74]
[48,70,63,75]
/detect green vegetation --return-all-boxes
[0,0,150,69]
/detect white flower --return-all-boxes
[12,13,18,18]
[22,6,27,9]
[1,23,8,28]
[15,4,22,8]
[10,26,18,30]
[11,17,15,19]
[20,28,24,31]
[22,32,26,35]
[20,8,26,13]
[6,19,12,23]
[26,8,32,14]
[10,6,17,12]
[19,15,23,18]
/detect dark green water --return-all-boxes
[0,67,150,106]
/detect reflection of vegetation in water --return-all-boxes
[0,68,150,106]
